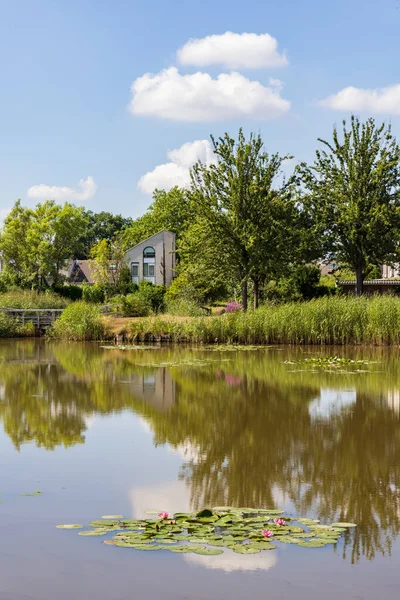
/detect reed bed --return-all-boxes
[128,296,400,346]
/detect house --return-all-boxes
[124,230,176,287]
[60,259,97,284]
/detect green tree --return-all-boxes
[0,200,87,287]
[190,130,299,309]
[299,116,400,295]
[89,236,126,287]
[75,211,133,258]
[121,187,192,250]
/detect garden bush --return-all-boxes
[50,301,106,341]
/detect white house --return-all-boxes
[124,230,176,287]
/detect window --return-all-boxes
[131,262,139,283]
[143,263,155,277]
[143,246,155,258]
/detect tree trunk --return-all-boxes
[253,278,259,310]
[241,280,248,311]
[355,265,364,295]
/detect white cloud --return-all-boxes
[129,67,290,122]
[138,139,217,194]
[177,32,287,70]
[319,84,400,114]
[27,176,97,203]
[185,547,277,572]
[0,207,11,225]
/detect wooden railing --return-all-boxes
[0,308,64,330]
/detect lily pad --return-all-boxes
[231,545,261,554]
[56,524,83,529]
[331,522,357,528]
[102,515,123,519]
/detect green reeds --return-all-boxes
[128,296,400,346]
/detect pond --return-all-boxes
[1,339,400,599]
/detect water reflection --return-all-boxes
[1,340,400,564]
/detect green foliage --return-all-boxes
[165,298,208,317]
[50,301,106,341]
[118,293,152,317]
[136,281,166,314]
[0,289,69,309]
[265,265,336,302]
[74,211,133,259]
[81,283,105,304]
[0,312,35,337]
[53,284,83,301]
[129,295,400,345]
[121,187,192,249]
[299,116,400,294]
[0,200,88,287]
[189,130,310,309]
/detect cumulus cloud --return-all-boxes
[177,32,287,70]
[319,84,400,114]
[138,139,217,194]
[129,67,290,122]
[27,176,97,202]
[185,547,277,572]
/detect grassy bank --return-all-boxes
[0,312,35,338]
[0,290,70,309]
[127,296,400,346]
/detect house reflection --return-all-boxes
[124,368,176,411]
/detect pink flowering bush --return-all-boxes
[225,301,242,313]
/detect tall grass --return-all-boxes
[50,301,106,341]
[0,290,70,309]
[0,312,35,338]
[128,296,400,345]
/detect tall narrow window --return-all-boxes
[131,262,139,284]
[143,246,156,284]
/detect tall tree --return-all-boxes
[190,130,298,309]
[74,211,133,259]
[0,200,87,287]
[299,116,400,295]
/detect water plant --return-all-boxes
[57,507,356,556]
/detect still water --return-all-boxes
[1,340,400,599]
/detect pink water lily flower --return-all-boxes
[158,512,169,519]
[262,529,274,538]
[170,520,176,525]
[273,518,286,526]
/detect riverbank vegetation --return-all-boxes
[127,296,400,346]
[2,116,400,342]
[50,302,106,341]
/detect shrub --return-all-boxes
[81,283,105,304]
[136,281,166,314]
[50,301,106,341]
[165,298,209,317]
[0,312,35,337]
[120,293,152,317]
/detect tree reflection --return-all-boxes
[1,341,400,562]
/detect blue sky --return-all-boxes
[1,0,400,220]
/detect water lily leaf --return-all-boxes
[296,540,327,548]
[154,539,178,544]
[101,515,123,519]
[192,547,224,555]
[21,490,42,497]
[56,524,83,529]
[331,522,357,528]
[79,529,111,536]
[231,545,261,554]
[103,540,116,545]
[167,545,193,553]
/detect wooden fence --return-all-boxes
[0,308,64,331]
